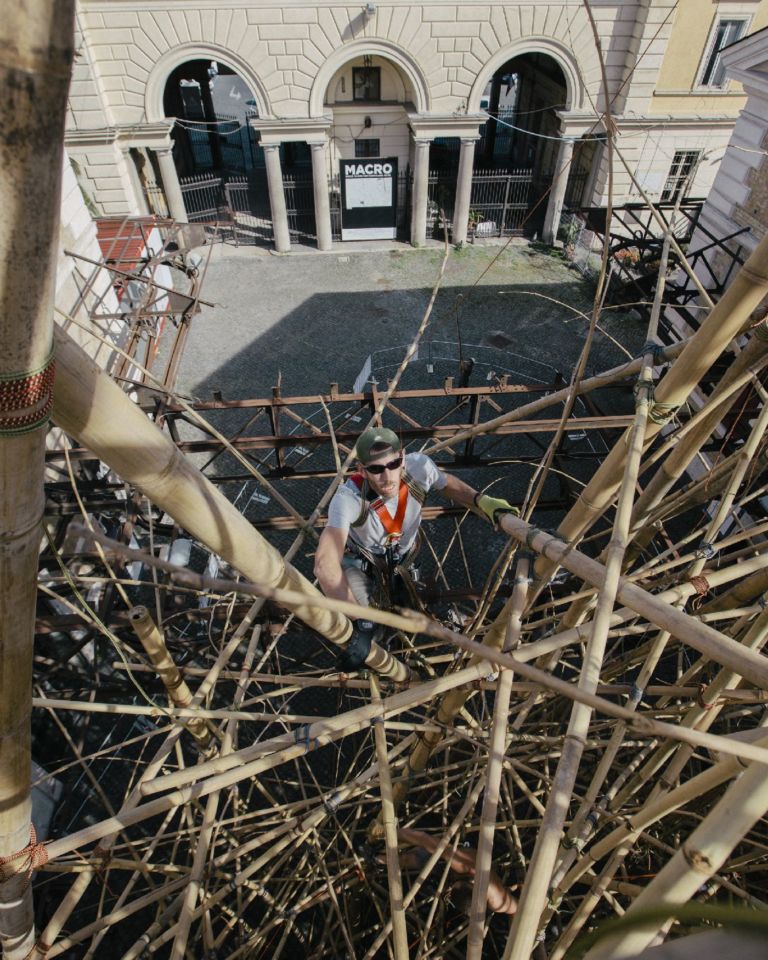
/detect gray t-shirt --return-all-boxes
[327,452,447,555]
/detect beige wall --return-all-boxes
[652,0,768,115]
[68,1,750,215]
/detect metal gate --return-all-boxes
[180,174,225,222]
[283,173,317,244]
[468,168,535,237]
[225,173,273,243]
[427,170,456,239]
[179,172,273,244]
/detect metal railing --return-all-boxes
[467,168,534,237]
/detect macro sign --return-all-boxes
[339,157,398,240]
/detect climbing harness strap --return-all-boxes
[370,480,408,545]
[349,469,426,529]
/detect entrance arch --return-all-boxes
[309,39,429,116]
[145,43,271,123]
[467,43,587,240]
[144,47,275,241]
[469,38,583,115]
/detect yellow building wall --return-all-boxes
[651,0,768,116]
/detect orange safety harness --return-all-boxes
[349,473,409,546]
[370,479,409,545]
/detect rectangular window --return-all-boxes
[661,150,701,202]
[353,66,381,101]
[698,18,749,88]
[354,138,380,158]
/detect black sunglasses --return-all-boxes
[363,455,403,475]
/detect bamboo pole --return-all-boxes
[36,663,489,865]
[466,556,529,959]
[549,393,768,892]
[169,629,260,959]
[492,515,768,690]
[423,341,687,459]
[0,4,74,958]
[504,322,658,960]
[369,674,409,960]
[51,325,409,680]
[33,623,263,956]
[628,322,768,548]
[583,752,768,960]
[532,228,768,588]
[128,606,213,750]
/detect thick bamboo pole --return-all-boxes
[583,753,768,960]
[494,516,768,690]
[0,4,74,958]
[128,606,212,750]
[369,675,409,960]
[51,325,408,679]
[466,557,529,959]
[534,229,768,586]
[504,338,656,960]
[628,322,768,548]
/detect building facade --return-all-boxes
[66,0,768,250]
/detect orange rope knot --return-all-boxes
[688,575,711,611]
[696,683,717,711]
[0,826,49,888]
[0,354,55,437]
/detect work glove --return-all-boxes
[337,619,376,672]
[475,494,520,528]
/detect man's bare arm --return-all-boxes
[314,526,359,606]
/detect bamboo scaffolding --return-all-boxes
[533,228,768,589]
[16,95,768,959]
[50,325,414,680]
[584,751,768,960]
[0,4,74,958]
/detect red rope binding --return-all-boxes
[696,683,716,711]
[0,357,56,436]
[688,575,711,611]
[0,826,49,889]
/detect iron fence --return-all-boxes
[180,173,225,222]
[225,174,273,243]
[179,172,273,245]
[283,173,317,243]
[466,168,534,237]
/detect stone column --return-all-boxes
[452,138,478,247]
[410,138,430,247]
[121,148,149,216]
[155,146,187,223]
[310,141,332,251]
[263,143,291,253]
[542,135,574,245]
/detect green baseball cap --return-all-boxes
[355,427,401,465]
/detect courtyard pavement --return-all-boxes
[171,238,645,405]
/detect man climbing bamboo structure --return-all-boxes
[314,426,517,669]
